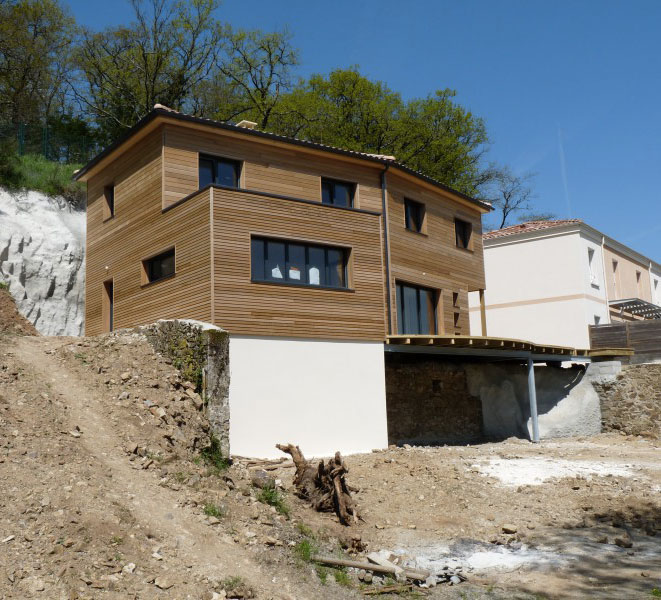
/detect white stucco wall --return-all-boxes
[469,229,609,346]
[228,336,388,458]
[650,266,661,306]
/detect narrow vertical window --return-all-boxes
[588,248,598,286]
[404,199,425,233]
[102,279,113,332]
[103,185,115,220]
[455,218,472,249]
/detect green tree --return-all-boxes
[72,0,224,144]
[0,0,76,124]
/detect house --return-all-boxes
[74,105,491,457]
[468,219,661,349]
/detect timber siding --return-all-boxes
[83,112,489,340]
[386,172,486,335]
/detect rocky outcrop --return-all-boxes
[0,187,85,335]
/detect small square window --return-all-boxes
[321,178,355,208]
[199,155,241,189]
[142,248,175,284]
[455,218,472,249]
[103,185,115,220]
[404,199,425,233]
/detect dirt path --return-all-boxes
[5,335,301,600]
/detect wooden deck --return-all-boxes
[387,334,633,359]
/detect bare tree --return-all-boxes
[488,167,536,229]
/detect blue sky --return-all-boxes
[67,0,661,259]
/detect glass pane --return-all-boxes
[321,181,332,204]
[217,160,238,187]
[333,183,351,207]
[402,285,419,334]
[251,238,265,281]
[419,289,436,334]
[287,243,305,282]
[160,251,175,278]
[396,284,404,334]
[265,240,285,280]
[326,248,345,288]
[308,246,325,286]
[199,158,214,188]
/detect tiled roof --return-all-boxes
[484,219,583,240]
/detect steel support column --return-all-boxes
[527,357,540,443]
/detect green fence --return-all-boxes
[0,122,99,163]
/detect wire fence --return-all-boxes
[0,122,100,163]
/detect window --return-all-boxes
[588,248,599,286]
[594,315,601,325]
[321,178,355,208]
[654,279,660,305]
[455,218,472,249]
[251,237,348,289]
[199,155,241,189]
[404,199,426,233]
[396,282,437,335]
[142,248,175,284]
[103,185,115,220]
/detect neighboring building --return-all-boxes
[74,106,490,457]
[468,219,661,349]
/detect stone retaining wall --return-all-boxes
[593,363,661,439]
[142,320,231,455]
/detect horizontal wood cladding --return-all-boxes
[86,128,211,335]
[162,123,384,212]
[211,188,386,340]
[386,172,486,334]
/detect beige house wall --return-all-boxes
[602,245,652,303]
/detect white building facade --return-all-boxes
[469,220,661,349]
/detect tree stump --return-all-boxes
[276,443,359,525]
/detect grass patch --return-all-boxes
[199,434,230,474]
[294,537,318,563]
[315,566,329,584]
[221,576,246,592]
[333,567,351,587]
[296,522,314,537]
[109,535,123,546]
[0,281,8,291]
[203,502,224,518]
[0,152,84,206]
[256,484,290,517]
[651,589,661,598]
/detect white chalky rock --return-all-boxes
[0,187,85,335]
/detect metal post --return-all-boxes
[527,357,540,443]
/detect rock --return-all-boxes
[122,563,136,574]
[363,572,373,584]
[250,469,275,489]
[154,577,174,590]
[263,536,282,546]
[614,533,633,548]
[149,406,167,420]
[425,575,437,588]
[120,372,131,381]
[595,535,608,544]
[501,523,518,534]
[450,575,462,585]
[20,576,46,593]
[357,569,366,581]
[2,535,15,543]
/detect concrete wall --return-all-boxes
[603,244,652,302]
[465,362,602,440]
[228,336,388,458]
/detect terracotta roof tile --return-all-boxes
[484,219,583,240]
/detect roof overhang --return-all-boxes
[609,298,661,319]
[73,108,491,214]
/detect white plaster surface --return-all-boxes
[472,457,634,487]
[228,336,388,458]
[0,187,85,335]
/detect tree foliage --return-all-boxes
[0,0,76,123]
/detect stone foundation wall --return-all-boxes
[385,354,483,445]
[593,363,661,439]
[142,320,231,455]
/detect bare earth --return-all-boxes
[0,330,659,599]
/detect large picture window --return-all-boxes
[199,154,241,189]
[396,282,437,335]
[251,237,348,289]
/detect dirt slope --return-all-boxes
[0,288,38,336]
[1,329,659,599]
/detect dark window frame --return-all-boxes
[103,184,115,220]
[396,281,438,335]
[142,247,176,285]
[251,236,350,290]
[404,198,426,233]
[455,218,472,250]
[321,177,356,208]
[199,154,242,189]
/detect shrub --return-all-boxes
[203,502,224,518]
[256,484,290,517]
[199,434,229,474]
